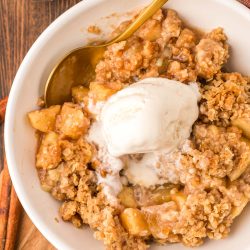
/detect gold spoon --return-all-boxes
[45,0,168,107]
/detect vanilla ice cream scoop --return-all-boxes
[101,78,200,157]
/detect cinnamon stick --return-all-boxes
[0,158,11,250]
[0,159,22,250]
[0,97,22,250]
[5,185,22,250]
[0,97,8,124]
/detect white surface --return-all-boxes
[4,0,250,250]
[101,78,199,157]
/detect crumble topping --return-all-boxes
[200,72,250,126]
[87,25,102,35]
[27,8,250,250]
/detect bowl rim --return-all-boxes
[4,0,250,249]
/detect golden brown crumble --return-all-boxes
[87,25,102,35]
[200,72,250,126]
[95,9,200,84]
[193,124,250,179]
[27,8,250,250]
[195,28,229,79]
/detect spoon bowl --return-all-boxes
[45,46,105,106]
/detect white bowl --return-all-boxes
[4,0,250,249]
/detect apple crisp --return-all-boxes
[28,8,250,250]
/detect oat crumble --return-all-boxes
[87,25,102,35]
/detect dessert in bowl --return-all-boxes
[4,0,250,250]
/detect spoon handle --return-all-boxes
[109,0,169,44]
